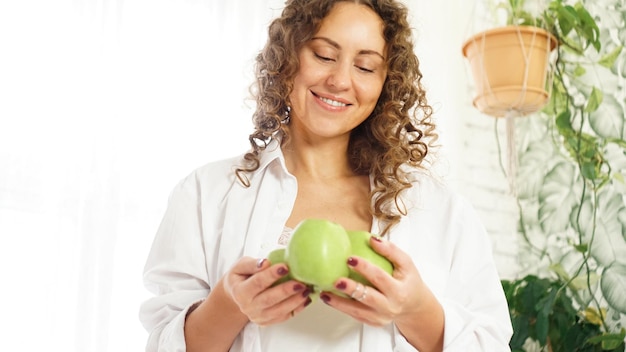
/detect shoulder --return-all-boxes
[403,167,454,203]
[179,139,285,191]
[402,167,477,218]
[169,142,286,202]
[169,153,245,201]
[191,154,243,183]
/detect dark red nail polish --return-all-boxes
[305,297,312,306]
[302,287,312,297]
[347,257,358,267]
[293,284,304,292]
[335,281,347,290]
[320,294,331,303]
[277,267,288,276]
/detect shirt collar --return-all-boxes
[254,137,288,174]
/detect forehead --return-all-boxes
[314,2,386,54]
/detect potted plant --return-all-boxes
[462,11,557,117]
[462,0,626,350]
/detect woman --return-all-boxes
[139,0,513,351]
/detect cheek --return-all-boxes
[289,67,324,107]
[358,82,385,105]
[290,77,306,100]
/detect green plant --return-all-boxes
[476,0,626,350]
[503,275,626,351]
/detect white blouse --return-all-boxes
[139,140,513,352]
[260,295,362,351]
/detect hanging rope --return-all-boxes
[505,110,519,196]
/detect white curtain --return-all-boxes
[0,1,479,351]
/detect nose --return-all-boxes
[326,62,351,91]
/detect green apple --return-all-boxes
[267,248,291,286]
[346,230,394,287]
[285,218,351,292]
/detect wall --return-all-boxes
[408,0,521,279]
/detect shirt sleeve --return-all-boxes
[439,196,513,351]
[139,176,211,352]
[388,188,513,352]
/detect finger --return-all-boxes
[224,257,265,298]
[254,286,313,325]
[331,279,380,306]
[230,256,269,277]
[369,236,413,275]
[318,285,389,327]
[254,280,309,308]
[291,294,313,316]
[236,263,292,301]
[345,254,395,293]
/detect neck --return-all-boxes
[282,136,354,180]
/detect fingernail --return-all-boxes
[347,257,358,267]
[320,294,331,304]
[302,287,312,297]
[256,258,266,268]
[371,236,382,243]
[335,281,347,290]
[304,297,312,307]
[277,267,288,276]
[293,284,304,292]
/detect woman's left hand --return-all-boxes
[319,236,431,327]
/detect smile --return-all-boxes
[317,95,349,107]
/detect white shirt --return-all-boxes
[139,140,513,351]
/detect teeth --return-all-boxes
[319,96,347,107]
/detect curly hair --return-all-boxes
[235,0,437,235]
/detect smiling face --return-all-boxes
[287,2,388,143]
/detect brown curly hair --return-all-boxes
[236,0,437,235]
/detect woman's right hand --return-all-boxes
[222,256,312,326]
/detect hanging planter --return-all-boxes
[462,25,557,118]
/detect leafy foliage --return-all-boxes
[482,0,626,350]
[502,275,626,351]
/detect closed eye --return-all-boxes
[314,53,334,62]
[356,66,374,73]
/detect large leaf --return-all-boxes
[519,199,542,231]
[556,4,578,38]
[577,189,626,267]
[598,45,624,69]
[604,146,626,199]
[515,114,551,154]
[610,49,626,78]
[621,198,626,238]
[589,94,626,140]
[551,253,599,308]
[516,138,561,200]
[538,162,581,234]
[574,3,601,51]
[584,87,603,113]
[601,263,626,313]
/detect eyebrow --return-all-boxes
[310,36,386,60]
